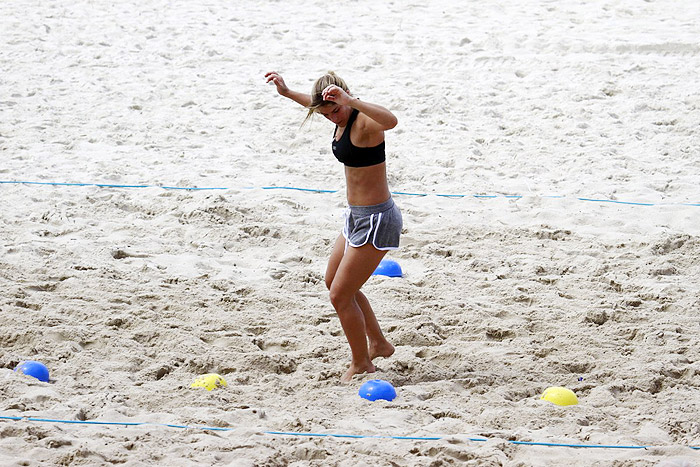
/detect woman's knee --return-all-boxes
[329,286,354,311]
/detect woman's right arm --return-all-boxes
[265,72,311,107]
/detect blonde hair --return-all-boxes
[303,71,350,124]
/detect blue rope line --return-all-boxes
[1,415,698,449]
[577,197,655,207]
[261,186,338,193]
[160,186,229,191]
[265,430,443,440]
[1,180,698,206]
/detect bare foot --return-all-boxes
[369,341,395,361]
[340,361,375,383]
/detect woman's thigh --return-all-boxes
[325,234,346,290]
[329,243,387,304]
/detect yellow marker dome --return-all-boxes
[541,386,578,406]
[190,373,228,391]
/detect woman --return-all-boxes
[265,71,402,382]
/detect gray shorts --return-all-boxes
[343,198,402,250]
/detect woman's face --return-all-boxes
[318,103,351,126]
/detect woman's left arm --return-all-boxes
[348,98,398,131]
[322,85,398,130]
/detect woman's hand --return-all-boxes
[322,85,353,106]
[264,72,312,107]
[265,71,290,97]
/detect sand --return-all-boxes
[1,0,700,465]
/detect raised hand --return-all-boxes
[321,85,353,105]
[265,71,290,96]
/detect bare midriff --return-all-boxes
[344,162,391,206]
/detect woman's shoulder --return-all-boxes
[351,112,385,147]
[354,111,377,131]
[354,112,386,139]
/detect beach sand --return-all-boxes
[1,0,699,465]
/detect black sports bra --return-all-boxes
[332,109,386,168]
